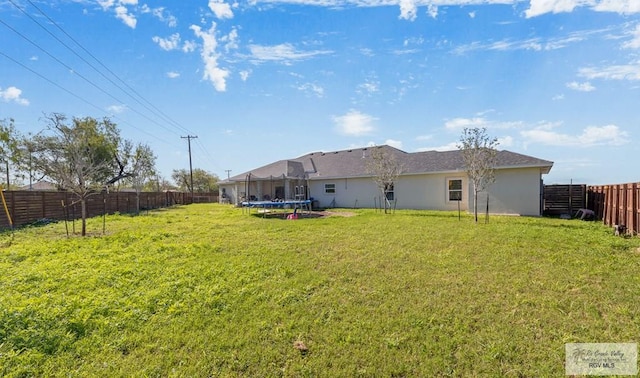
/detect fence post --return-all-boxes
[627,182,638,235]
[10,191,16,226]
[609,185,614,225]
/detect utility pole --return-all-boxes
[225,170,231,180]
[181,135,198,202]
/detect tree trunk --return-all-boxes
[136,192,141,215]
[474,188,478,223]
[81,198,87,236]
[485,191,489,224]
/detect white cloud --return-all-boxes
[239,70,251,81]
[357,80,379,96]
[0,86,29,105]
[97,0,115,9]
[444,116,523,131]
[521,124,629,147]
[98,0,138,29]
[444,117,489,130]
[333,110,377,136]
[497,135,513,147]
[579,62,640,81]
[525,0,584,18]
[399,0,417,21]
[566,81,595,91]
[220,28,239,52]
[182,40,197,53]
[142,6,177,27]
[166,71,180,79]
[249,43,332,63]
[297,83,324,98]
[426,4,438,18]
[416,141,459,152]
[453,31,591,54]
[392,48,420,55]
[622,24,640,49]
[486,39,543,51]
[107,104,127,114]
[384,139,403,149]
[593,0,640,14]
[114,5,137,28]
[552,93,565,100]
[191,23,229,92]
[209,0,234,19]
[415,134,433,141]
[152,33,181,51]
[403,36,424,47]
[360,48,374,57]
[526,0,640,18]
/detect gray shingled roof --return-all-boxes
[224,146,553,182]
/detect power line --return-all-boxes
[2,3,192,139]
[194,138,224,173]
[1,18,196,139]
[0,49,174,147]
[2,2,221,177]
[20,0,193,136]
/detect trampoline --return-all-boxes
[241,199,312,216]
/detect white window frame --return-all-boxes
[447,178,463,202]
[324,183,336,194]
[385,182,394,201]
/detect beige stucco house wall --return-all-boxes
[471,167,543,216]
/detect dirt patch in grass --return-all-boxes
[252,210,356,219]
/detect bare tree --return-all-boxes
[457,127,498,223]
[365,146,403,214]
[28,113,131,235]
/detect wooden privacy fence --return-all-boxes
[0,190,218,229]
[543,184,587,216]
[587,183,640,235]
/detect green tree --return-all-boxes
[172,168,219,193]
[457,127,498,223]
[129,143,157,214]
[0,118,23,188]
[142,175,176,192]
[28,113,131,235]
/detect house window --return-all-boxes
[385,183,394,201]
[324,183,335,194]
[448,179,462,201]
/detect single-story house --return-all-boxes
[218,145,553,216]
[18,180,58,191]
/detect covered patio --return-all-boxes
[220,159,311,206]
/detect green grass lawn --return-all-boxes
[1,204,639,377]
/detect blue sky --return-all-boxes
[1,0,639,185]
